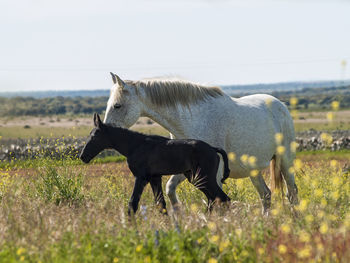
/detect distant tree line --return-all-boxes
[0,86,349,116]
[0,96,108,116]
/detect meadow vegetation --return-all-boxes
[0,153,350,262]
[0,97,349,262]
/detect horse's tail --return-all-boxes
[214,148,230,184]
[270,155,283,193]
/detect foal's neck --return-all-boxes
[108,127,145,157]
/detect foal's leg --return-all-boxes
[150,177,167,214]
[128,176,148,216]
[165,174,186,210]
[250,172,271,215]
[193,159,230,211]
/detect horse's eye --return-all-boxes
[114,104,121,109]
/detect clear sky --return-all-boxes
[0,0,349,91]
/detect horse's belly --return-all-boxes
[227,160,270,179]
[228,170,249,179]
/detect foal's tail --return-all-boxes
[214,148,230,184]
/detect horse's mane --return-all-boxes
[126,78,224,107]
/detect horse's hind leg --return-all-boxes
[250,172,271,215]
[281,156,299,205]
[150,177,167,214]
[165,174,186,210]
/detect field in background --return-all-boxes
[1,110,350,139]
[0,116,169,139]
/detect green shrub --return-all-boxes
[35,164,84,206]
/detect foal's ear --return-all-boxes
[110,72,125,89]
[93,113,103,128]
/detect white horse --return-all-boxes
[104,73,299,213]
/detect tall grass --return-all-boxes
[1,158,350,262]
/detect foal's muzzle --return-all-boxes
[79,153,91,164]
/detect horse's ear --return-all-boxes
[110,72,117,84]
[110,72,125,89]
[93,113,98,127]
[96,114,103,128]
[93,113,103,128]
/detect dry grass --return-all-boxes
[1,155,350,262]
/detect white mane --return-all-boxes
[126,78,224,107]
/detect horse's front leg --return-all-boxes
[165,174,186,210]
[128,176,148,216]
[150,177,167,214]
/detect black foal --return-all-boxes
[80,113,230,215]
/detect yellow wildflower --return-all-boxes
[317,242,324,252]
[271,208,279,216]
[219,240,230,252]
[299,230,311,243]
[208,222,217,231]
[332,176,341,186]
[291,109,298,119]
[235,228,242,237]
[290,97,298,107]
[113,258,119,263]
[135,244,143,252]
[275,133,283,145]
[208,258,218,263]
[258,247,264,255]
[228,152,236,161]
[331,190,339,200]
[320,133,333,145]
[16,248,26,256]
[317,210,325,219]
[241,250,249,257]
[320,198,327,208]
[294,159,303,170]
[281,224,291,234]
[298,246,311,259]
[320,222,328,234]
[144,256,151,263]
[209,235,220,243]
[330,160,338,168]
[265,98,272,107]
[240,154,248,164]
[250,170,259,177]
[296,199,308,212]
[197,237,204,244]
[305,214,314,224]
[331,101,340,111]
[290,141,298,152]
[315,189,323,198]
[326,112,334,121]
[278,244,287,254]
[248,156,257,167]
[276,146,285,155]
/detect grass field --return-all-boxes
[1,110,349,139]
[1,108,349,262]
[0,151,350,262]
